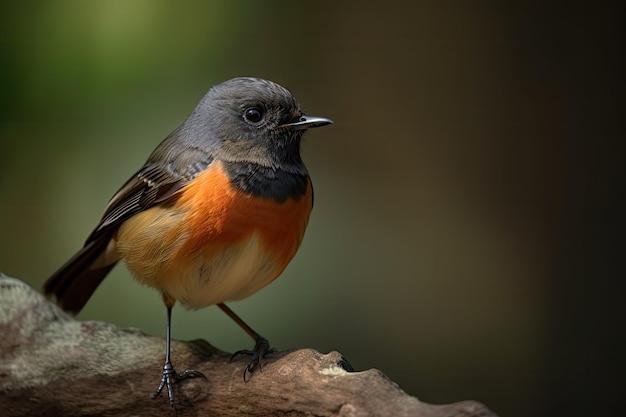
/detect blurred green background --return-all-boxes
[0,1,622,416]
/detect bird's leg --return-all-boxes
[218,303,275,381]
[150,304,206,413]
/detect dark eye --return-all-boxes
[244,107,264,123]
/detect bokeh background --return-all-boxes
[1,1,622,416]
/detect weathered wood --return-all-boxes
[0,273,497,416]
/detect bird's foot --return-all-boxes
[231,334,276,381]
[150,361,206,414]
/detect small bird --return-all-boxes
[43,77,332,412]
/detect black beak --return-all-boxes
[277,115,333,130]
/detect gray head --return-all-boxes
[179,77,332,168]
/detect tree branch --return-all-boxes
[0,273,497,417]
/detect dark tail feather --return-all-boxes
[44,232,118,314]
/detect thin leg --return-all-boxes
[150,305,206,413]
[217,303,273,381]
[217,303,261,340]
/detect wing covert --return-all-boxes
[85,147,214,243]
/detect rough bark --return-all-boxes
[0,273,497,417]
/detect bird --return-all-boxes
[43,77,332,412]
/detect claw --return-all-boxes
[150,361,206,413]
[230,335,274,381]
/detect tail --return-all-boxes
[44,231,118,314]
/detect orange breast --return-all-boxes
[116,160,312,307]
[115,162,312,308]
[174,161,313,271]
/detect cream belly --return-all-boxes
[157,233,280,309]
[116,209,282,309]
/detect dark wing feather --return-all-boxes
[44,139,215,314]
[86,165,185,242]
[87,142,215,241]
